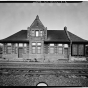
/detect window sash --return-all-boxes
[37,43,41,46]
[32,47,36,54]
[50,44,54,46]
[19,43,23,47]
[40,31,43,36]
[31,30,35,36]
[37,47,41,54]
[24,47,27,54]
[72,44,77,55]
[72,44,84,56]
[32,43,36,46]
[27,44,29,53]
[49,47,54,54]
[7,46,12,54]
[36,31,39,37]
[15,47,18,54]
[58,47,63,54]
[78,45,84,55]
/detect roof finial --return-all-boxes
[36,15,39,20]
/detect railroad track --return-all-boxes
[0,62,88,76]
[0,62,88,70]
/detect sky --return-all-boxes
[0,2,88,40]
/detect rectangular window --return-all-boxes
[40,31,43,36]
[49,44,54,54]
[32,42,42,54]
[37,46,41,54]
[58,47,63,54]
[24,47,27,54]
[58,44,62,46]
[72,44,77,55]
[12,44,14,52]
[78,44,84,56]
[24,43,27,54]
[31,30,35,36]
[37,42,41,46]
[72,44,84,56]
[15,47,18,54]
[19,43,23,47]
[64,44,68,48]
[32,46,36,54]
[15,43,18,54]
[27,43,29,53]
[7,46,12,54]
[50,47,54,53]
[4,44,7,54]
[32,42,36,46]
[50,44,54,46]
[57,44,63,54]
[36,31,39,37]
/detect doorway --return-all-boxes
[64,48,68,58]
[18,47,23,58]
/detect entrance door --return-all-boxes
[18,48,23,58]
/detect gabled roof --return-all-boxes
[30,15,45,29]
[0,29,88,43]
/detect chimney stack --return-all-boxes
[64,26,67,31]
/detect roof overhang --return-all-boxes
[44,41,70,44]
[0,40,29,43]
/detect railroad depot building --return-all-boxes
[0,15,88,62]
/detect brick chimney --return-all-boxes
[64,26,67,31]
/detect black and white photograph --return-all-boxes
[0,1,88,86]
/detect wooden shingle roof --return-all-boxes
[0,30,88,43]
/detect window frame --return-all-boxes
[72,44,84,56]
[40,30,43,36]
[6,46,12,54]
[32,46,36,54]
[37,46,41,54]
[31,30,35,36]
[35,30,39,37]
[49,44,55,54]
